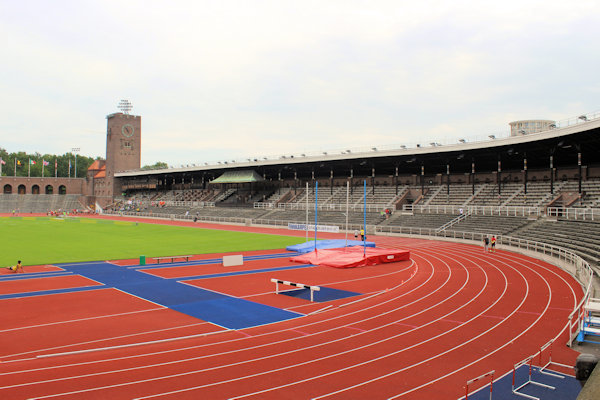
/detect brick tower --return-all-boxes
[104,111,141,199]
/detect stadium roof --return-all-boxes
[115,116,600,180]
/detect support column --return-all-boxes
[471,160,475,195]
[550,155,554,195]
[446,164,450,196]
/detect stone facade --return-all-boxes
[0,176,85,195]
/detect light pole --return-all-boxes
[72,147,80,178]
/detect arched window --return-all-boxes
[32,185,40,195]
[45,185,53,194]
[18,184,26,194]
[58,185,67,195]
[3,184,12,194]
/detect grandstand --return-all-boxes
[3,111,600,277]
[3,108,600,398]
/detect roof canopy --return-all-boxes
[210,170,265,184]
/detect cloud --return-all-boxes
[0,1,598,166]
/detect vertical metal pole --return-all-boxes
[345,180,349,249]
[305,182,309,242]
[363,180,367,257]
[314,181,318,253]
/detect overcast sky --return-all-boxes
[1,0,598,167]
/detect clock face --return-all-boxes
[122,124,135,138]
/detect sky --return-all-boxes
[1,0,599,167]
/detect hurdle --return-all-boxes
[538,339,571,378]
[512,356,555,400]
[465,370,494,400]
[271,278,320,302]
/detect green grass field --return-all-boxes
[0,217,301,266]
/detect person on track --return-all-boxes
[483,236,489,252]
[6,260,24,273]
[490,235,497,252]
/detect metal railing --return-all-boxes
[546,207,600,221]
[274,202,389,212]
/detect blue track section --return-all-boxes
[281,287,361,302]
[464,365,580,400]
[53,261,303,329]
[0,285,104,301]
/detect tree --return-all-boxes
[142,162,168,170]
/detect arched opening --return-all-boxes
[45,185,54,194]
[3,184,12,194]
[58,185,67,195]
[32,185,40,195]
[18,184,26,194]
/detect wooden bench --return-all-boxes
[152,255,194,264]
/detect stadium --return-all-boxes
[1,107,599,399]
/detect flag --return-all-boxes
[0,158,5,165]
[43,160,49,166]
[30,160,36,165]
[16,160,21,166]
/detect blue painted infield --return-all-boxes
[281,286,361,302]
[464,365,580,400]
[173,298,302,330]
[54,260,304,329]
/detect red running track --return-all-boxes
[0,221,583,399]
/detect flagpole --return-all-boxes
[14,158,16,177]
[55,158,57,178]
[42,160,45,177]
[28,158,31,177]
